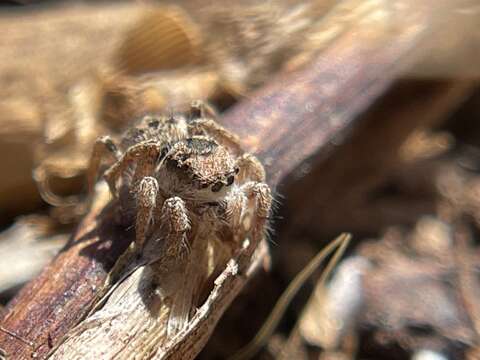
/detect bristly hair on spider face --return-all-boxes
[158,136,238,200]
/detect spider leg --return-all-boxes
[130,145,164,189]
[235,153,266,183]
[33,165,81,207]
[245,182,272,237]
[155,196,193,336]
[103,142,162,197]
[227,181,272,251]
[87,135,121,195]
[189,118,242,155]
[135,176,159,252]
[226,153,268,240]
[189,99,218,120]
[160,196,191,258]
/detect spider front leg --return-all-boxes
[135,176,160,252]
[235,153,266,183]
[227,181,272,254]
[226,153,268,238]
[87,135,121,195]
[103,142,162,197]
[243,182,272,242]
[160,197,191,259]
[154,196,193,335]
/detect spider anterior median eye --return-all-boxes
[148,120,160,128]
[226,175,234,186]
[211,182,223,192]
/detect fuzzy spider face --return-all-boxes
[160,136,238,201]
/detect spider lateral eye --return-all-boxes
[226,175,234,186]
[234,167,240,174]
[211,182,223,192]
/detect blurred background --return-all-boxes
[0,0,480,359]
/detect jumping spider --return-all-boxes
[88,100,272,262]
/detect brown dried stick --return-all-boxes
[0,4,436,359]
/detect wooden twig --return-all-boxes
[0,190,134,358]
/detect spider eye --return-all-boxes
[226,175,234,186]
[148,119,160,128]
[211,182,223,192]
[234,167,240,174]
